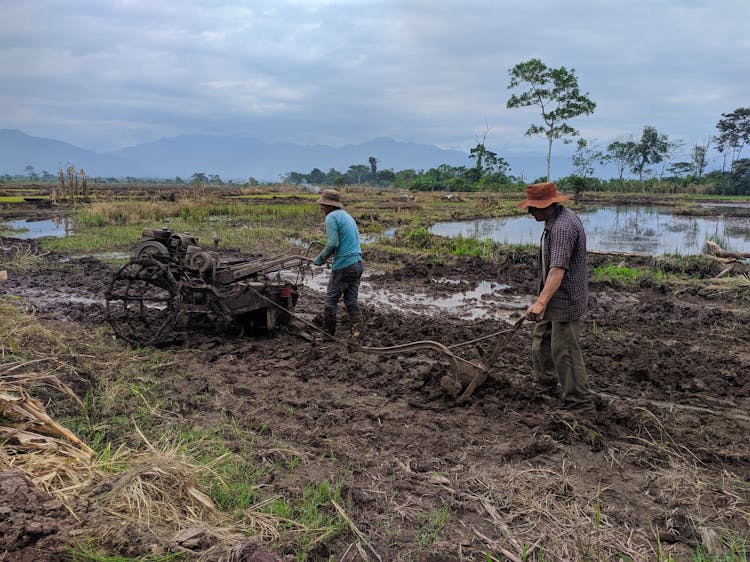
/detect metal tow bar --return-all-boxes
[250,286,526,401]
[359,316,525,401]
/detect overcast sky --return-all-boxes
[2,0,748,164]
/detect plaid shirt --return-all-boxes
[538,206,588,321]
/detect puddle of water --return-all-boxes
[361,227,397,244]
[431,205,750,255]
[301,272,531,320]
[698,202,750,210]
[89,252,132,260]
[2,218,73,239]
[9,289,102,306]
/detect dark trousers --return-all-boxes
[532,319,591,406]
[325,261,363,312]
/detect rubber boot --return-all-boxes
[348,309,365,342]
[322,308,337,340]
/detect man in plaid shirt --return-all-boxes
[518,182,594,413]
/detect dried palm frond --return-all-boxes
[0,388,94,458]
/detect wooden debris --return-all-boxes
[704,240,750,259]
[0,390,95,458]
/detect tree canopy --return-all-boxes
[715,107,750,171]
[507,58,596,181]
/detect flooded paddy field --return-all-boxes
[0,187,749,561]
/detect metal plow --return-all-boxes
[358,316,526,401]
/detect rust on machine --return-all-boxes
[105,227,312,345]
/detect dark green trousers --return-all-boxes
[531,319,591,407]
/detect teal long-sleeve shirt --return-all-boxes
[313,209,362,270]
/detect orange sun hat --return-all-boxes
[517,182,570,210]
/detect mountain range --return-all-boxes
[0,129,563,182]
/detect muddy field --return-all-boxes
[1,235,749,561]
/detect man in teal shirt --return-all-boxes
[312,189,364,340]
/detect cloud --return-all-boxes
[1,0,748,161]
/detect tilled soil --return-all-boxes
[1,240,749,561]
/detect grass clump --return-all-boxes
[448,234,496,259]
[403,226,434,249]
[263,479,347,554]
[415,505,451,547]
[70,542,183,562]
[173,422,270,513]
[652,254,723,278]
[592,263,646,285]
[0,301,63,355]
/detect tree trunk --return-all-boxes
[546,137,553,181]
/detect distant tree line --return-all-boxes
[279,103,749,196]
[281,151,519,193]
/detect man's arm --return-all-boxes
[313,215,340,265]
[526,266,565,321]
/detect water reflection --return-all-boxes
[2,217,73,239]
[431,205,750,256]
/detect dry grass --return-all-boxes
[0,238,48,271]
[463,457,748,561]
[77,200,177,225]
[463,466,648,561]
[0,302,340,560]
[0,374,97,497]
[0,356,291,559]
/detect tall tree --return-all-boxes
[325,168,344,185]
[571,138,604,179]
[715,107,750,170]
[308,168,326,184]
[368,156,378,175]
[469,142,498,180]
[345,165,370,184]
[730,158,750,195]
[631,126,669,180]
[690,139,712,179]
[507,58,596,181]
[657,138,685,181]
[468,126,495,180]
[191,172,208,184]
[605,139,638,181]
[667,162,694,179]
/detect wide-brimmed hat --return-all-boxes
[315,189,344,208]
[517,182,570,210]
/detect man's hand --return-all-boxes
[525,301,546,322]
[527,267,565,321]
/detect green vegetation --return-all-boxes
[415,505,451,547]
[71,542,182,562]
[263,479,347,554]
[42,225,144,254]
[28,197,321,255]
[591,264,646,285]
[0,299,354,561]
[692,543,748,562]
[507,58,597,181]
[398,225,536,263]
